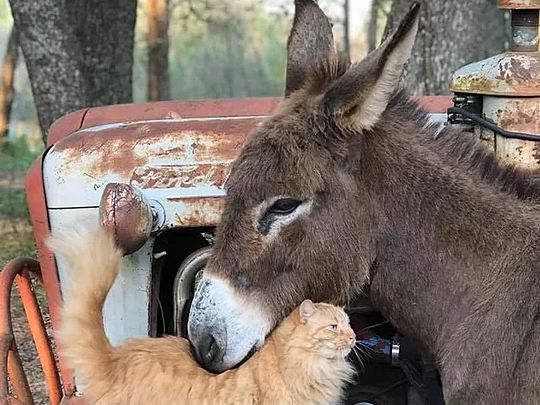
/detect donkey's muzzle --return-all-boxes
[187,273,272,373]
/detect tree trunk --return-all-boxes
[368,0,380,52]
[342,0,350,59]
[384,0,510,95]
[146,0,170,101]
[9,0,137,142]
[0,27,19,138]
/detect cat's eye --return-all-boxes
[327,324,338,330]
[267,198,302,216]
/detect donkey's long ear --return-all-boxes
[285,0,336,96]
[322,2,420,131]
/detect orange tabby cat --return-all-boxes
[49,227,356,405]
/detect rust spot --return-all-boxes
[452,75,498,93]
[496,56,540,93]
[496,100,540,133]
[534,142,540,165]
[509,58,533,81]
[52,118,261,182]
[55,134,147,180]
[169,197,224,227]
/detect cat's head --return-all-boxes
[294,300,356,359]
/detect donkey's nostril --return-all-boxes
[204,335,217,362]
[194,333,224,373]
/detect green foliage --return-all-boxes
[0,136,35,263]
[0,188,27,218]
[0,136,38,172]
[134,0,289,100]
[0,137,36,219]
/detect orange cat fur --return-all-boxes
[48,227,356,405]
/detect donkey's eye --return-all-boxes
[257,197,306,236]
[268,198,302,215]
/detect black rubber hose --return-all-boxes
[448,107,540,142]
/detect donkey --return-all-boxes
[188,1,540,403]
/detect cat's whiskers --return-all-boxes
[350,346,365,370]
[354,341,376,357]
[356,344,374,368]
[354,343,374,368]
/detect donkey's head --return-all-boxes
[188,0,420,373]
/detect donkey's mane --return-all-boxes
[391,93,540,202]
[302,58,540,202]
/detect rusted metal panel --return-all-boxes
[80,97,279,130]
[46,118,259,209]
[46,96,452,146]
[483,96,540,171]
[80,96,451,129]
[450,53,540,96]
[47,108,89,146]
[44,99,452,211]
[169,196,225,227]
[498,0,540,8]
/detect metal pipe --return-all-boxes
[16,269,62,404]
[7,344,33,404]
[0,257,63,405]
[0,258,36,404]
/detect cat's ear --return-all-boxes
[299,299,316,323]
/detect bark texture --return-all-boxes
[342,0,350,59]
[146,0,170,101]
[384,0,510,95]
[9,0,137,141]
[0,27,19,138]
[368,0,381,52]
